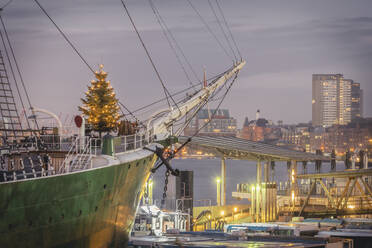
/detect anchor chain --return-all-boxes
[161,170,170,208]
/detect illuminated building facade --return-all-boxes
[351,82,363,120]
[312,74,362,127]
[240,110,273,142]
[183,109,237,137]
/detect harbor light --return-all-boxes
[216,177,221,206]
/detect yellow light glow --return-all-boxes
[234,207,238,212]
[220,210,225,216]
[348,205,355,209]
[208,215,211,220]
[291,190,295,202]
[216,177,221,183]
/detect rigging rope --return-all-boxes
[130,64,233,115]
[190,71,239,139]
[120,0,180,112]
[215,0,242,60]
[148,0,196,90]
[33,0,94,74]
[149,0,201,85]
[207,0,237,61]
[0,0,13,10]
[34,0,143,125]
[0,24,28,131]
[0,15,36,130]
[185,0,233,61]
[118,101,145,127]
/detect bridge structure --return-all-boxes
[177,135,372,229]
[292,169,372,218]
[178,136,335,225]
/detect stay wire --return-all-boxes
[215,0,242,60]
[0,0,13,10]
[33,0,94,74]
[0,15,36,130]
[118,101,145,127]
[190,72,238,139]
[130,64,233,115]
[148,0,196,90]
[207,0,237,61]
[0,25,28,130]
[149,0,201,84]
[120,0,180,112]
[35,0,141,125]
[185,0,233,61]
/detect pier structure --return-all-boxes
[294,168,372,217]
[178,136,329,224]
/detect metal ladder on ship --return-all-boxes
[0,50,24,144]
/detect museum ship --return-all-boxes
[0,1,245,246]
[0,59,245,247]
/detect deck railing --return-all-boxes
[59,128,155,173]
[112,129,154,154]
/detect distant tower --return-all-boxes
[243,117,249,127]
[256,109,260,120]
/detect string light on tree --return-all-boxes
[79,64,121,136]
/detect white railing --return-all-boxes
[113,129,154,154]
[59,136,100,174]
[37,134,75,151]
[58,128,154,174]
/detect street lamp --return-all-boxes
[233,207,238,222]
[216,177,221,206]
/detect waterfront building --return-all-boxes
[312,74,362,127]
[239,110,275,142]
[183,109,237,137]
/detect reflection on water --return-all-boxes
[152,158,346,205]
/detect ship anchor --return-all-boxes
[144,137,191,176]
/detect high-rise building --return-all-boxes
[312,74,362,127]
[351,82,363,120]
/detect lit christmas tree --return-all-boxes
[79,64,121,136]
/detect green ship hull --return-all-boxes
[0,152,157,247]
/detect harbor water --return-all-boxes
[152,158,346,206]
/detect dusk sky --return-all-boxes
[1,0,371,127]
